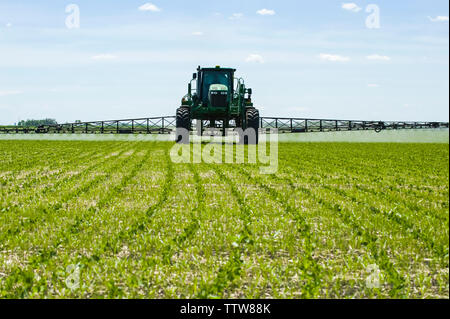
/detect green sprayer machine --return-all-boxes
[1,65,448,140]
[176,65,259,144]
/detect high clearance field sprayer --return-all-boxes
[176,65,260,144]
[1,65,448,140]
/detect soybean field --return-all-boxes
[0,140,448,298]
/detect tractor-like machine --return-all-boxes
[176,66,260,144]
[1,66,447,136]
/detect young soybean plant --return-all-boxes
[0,141,447,299]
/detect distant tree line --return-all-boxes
[17,119,58,127]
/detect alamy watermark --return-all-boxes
[365,4,381,29]
[170,127,279,174]
[65,263,81,290]
[365,264,382,289]
[64,3,380,30]
[65,4,80,29]
[343,3,381,29]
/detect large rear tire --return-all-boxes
[176,107,191,144]
[242,108,260,145]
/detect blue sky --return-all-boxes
[0,0,448,124]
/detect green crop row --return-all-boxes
[0,141,448,298]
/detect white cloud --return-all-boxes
[138,3,161,12]
[0,90,22,97]
[192,31,204,36]
[91,54,118,61]
[367,84,380,88]
[342,3,362,12]
[229,13,244,20]
[428,16,449,22]
[367,54,391,61]
[245,54,265,63]
[319,53,350,62]
[257,9,276,16]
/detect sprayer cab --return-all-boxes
[196,67,234,105]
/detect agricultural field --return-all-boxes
[0,140,448,299]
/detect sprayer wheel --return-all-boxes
[176,107,191,143]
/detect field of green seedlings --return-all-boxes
[0,140,448,298]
